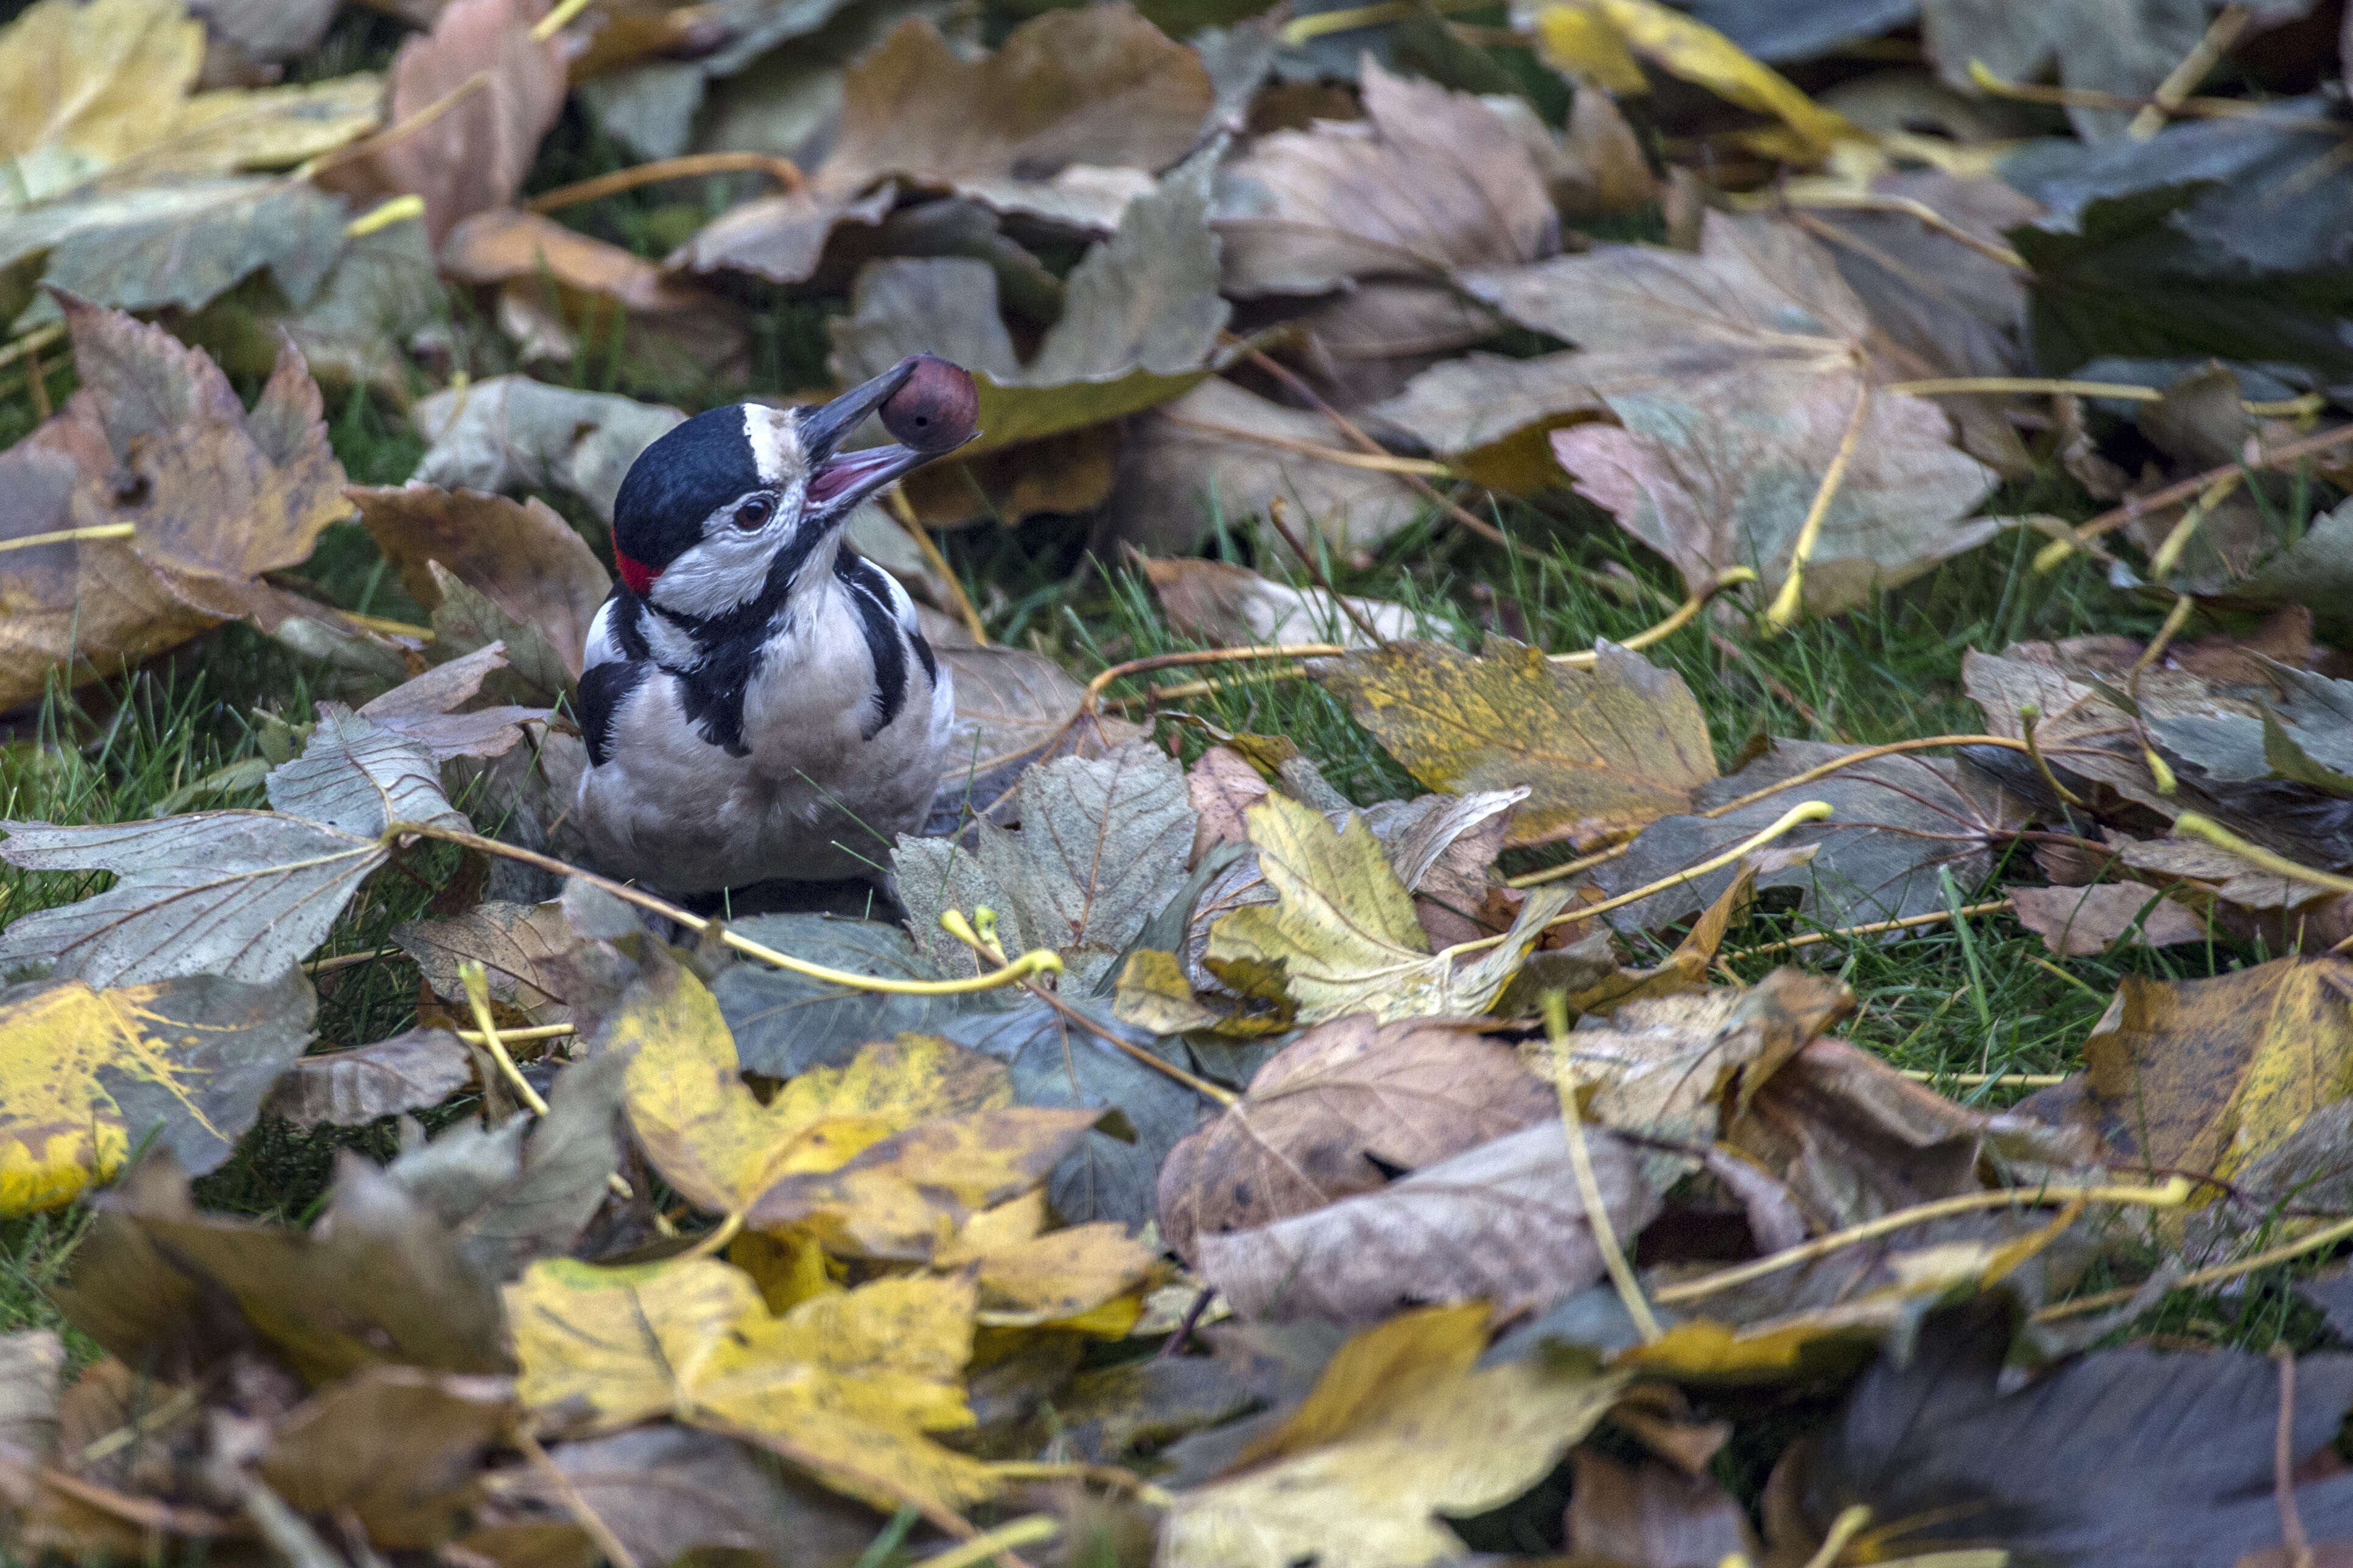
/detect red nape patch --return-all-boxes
[614,547,661,597]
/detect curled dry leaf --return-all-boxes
[678,5,1213,282]
[259,1366,514,1549]
[0,297,351,711]
[406,377,685,523]
[1157,1014,1559,1261]
[1162,1303,1629,1568]
[354,642,548,763]
[313,0,565,245]
[350,485,612,683]
[0,967,314,1217]
[1317,639,1716,850]
[1198,1119,1662,1323]
[1204,790,1575,1023]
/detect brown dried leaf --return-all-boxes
[349,485,612,682]
[314,0,565,245]
[1565,1450,1760,1568]
[0,297,349,710]
[1142,556,1414,650]
[1316,638,1716,850]
[260,1365,514,1547]
[926,643,1147,831]
[1188,745,1269,866]
[394,900,587,1027]
[1157,1015,1559,1261]
[264,1028,473,1129]
[2007,881,2207,956]
[1197,1119,1660,1323]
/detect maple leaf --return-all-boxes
[1204,790,1573,1023]
[0,967,312,1216]
[609,960,1011,1221]
[1316,638,1716,850]
[505,1257,995,1516]
[1163,1303,1627,1568]
[0,296,352,710]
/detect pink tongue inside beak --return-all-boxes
[808,447,901,505]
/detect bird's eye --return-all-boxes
[733,497,774,531]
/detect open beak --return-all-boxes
[799,360,928,514]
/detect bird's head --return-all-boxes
[608,354,978,622]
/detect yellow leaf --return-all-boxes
[505,1257,994,1517]
[1163,1304,1627,1568]
[615,962,1011,1217]
[728,1228,840,1315]
[1112,948,1224,1034]
[0,0,379,175]
[1205,792,1576,1023]
[938,1193,1162,1326]
[746,1106,1110,1261]
[1534,0,1862,158]
[1532,4,1647,93]
[1316,640,1717,850]
[0,970,314,1217]
[2069,956,2353,1189]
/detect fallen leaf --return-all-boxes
[52,1153,508,1385]
[406,377,685,524]
[260,1366,514,1548]
[1205,789,1574,1023]
[0,179,350,323]
[935,1192,1160,1325]
[1113,379,1425,556]
[829,153,1232,497]
[1157,1015,1559,1261]
[351,485,612,683]
[356,642,549,762]
[1188,746,1271,864]
[925,644,1149,832]
[2020,957,2353,1188]
[2008,881,2207,956]
[0,964,315,1219]
[1142,556,1416,649]
[713,914,997,1081]
[506,1258,994,1515]
[1804,1303,2353,1563]
[1921,0,2211,141]
[314,0,565,245]
[1591,737,2017,933]
[939,996,1204,1229]
[2155,659,2353,800]
[678,6,1212,282]
[264,1027,473,1129]
[745,1105,1107,1261]
[1198,1118,1661,1323]
[0,1332,62,1458]
[894,741,1196,993]
[609,959,1009,1219]
[385,1052,629,1282]
[1162,1302,1628,1567]
[0,296,351,711]
[1565,1449,1759,1568]
[395,900,592,1027]
[1317,638,1716,850]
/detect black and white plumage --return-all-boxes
[573,356,973,894]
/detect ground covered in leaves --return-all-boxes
[5,0,2353,1564]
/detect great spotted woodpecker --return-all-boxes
[573,355,978,894]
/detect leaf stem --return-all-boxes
[383,822,1062,995]
[1549,567,1757,668]
[0,523,136,554]
[2172,813,2353,896]
[1723,899,2015,960]
[525,151,804,213]
[1544,992,1662,1342]
[1651,1176,2193,1305]
[1764,382,1870,631]
[459,960,551,1117]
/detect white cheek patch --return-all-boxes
[744,405,802,486]
[642,607,703,668]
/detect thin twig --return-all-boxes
[1896,1068,2069,1087]
[2043,419,2353,564]
[526,151,803,214]
[1550,567,1757,668]
[1083,645,1347,713]
[1773,194,2027,269]
[1765,381,1871,631]
[1801,1507,1873,1568]
[2036,1212,2353,1321]
[987,1462,1174,1508]
[884,489,988,646]
[1161,414,1449,474]
[515,1430,640,1568]
[2017,704,2086,807]
[2274,1346,2315,1568]
[1965,60,2347,128]
[1651,1177,2193,1305]
[452,1022,577,1046]
[1545,993,1661,1341]
[460,961,550,1116]
[1266,496,1388,646]
[1722,900,2015,960]
[2133,3,2253,137]
[383,821,1062,995]
[0,321,65,371]
[23,336,49,422]
[0,523,136,555]
[918,1517,1060,1568]
[302,945,407,975]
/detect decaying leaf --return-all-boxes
[395,898,595,1027]
[1565,1449,1759,1568]
[406,377,685,523]
[507,1258,994,1514]
[0,966,314,1216]
[679,6,1213,282]
[1205,791,1574,1023]
[1162,1303,1628,1567]
[2007,881,2207,956]
[1198,1119,1661,1323]
[927,644,1149,831]
[259,1366,514,1548]
[1317,638,1716,849]
[0,296,351,710]
[2019,957,2353,1188]
[1157,1014,1559,1260]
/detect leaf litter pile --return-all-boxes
[8,0,2353,1563]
